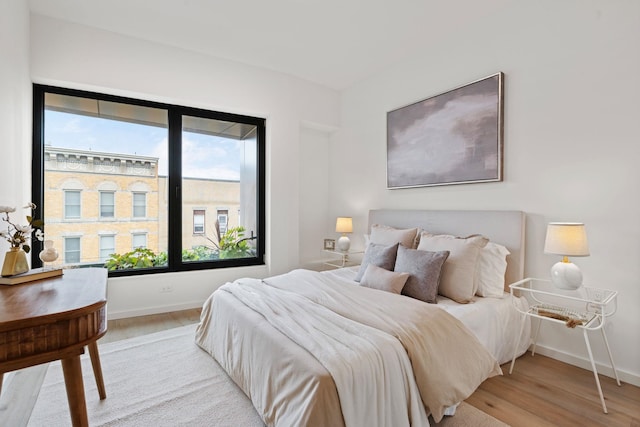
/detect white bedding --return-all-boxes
[324,266,531,365]
[197,268,505,426]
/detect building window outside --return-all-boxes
[33,84,265,276]
[217,209,229,234]
[64,237,81,263]
[132,233,147,249]
[193,210,205,234]
[99,235,116,262]
[64,190,81,219]
[133,193,146,218]
[100,191,115,218]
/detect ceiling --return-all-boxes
[28,0,507,91]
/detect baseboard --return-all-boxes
[108,301,204,320]
[532,344,640,387]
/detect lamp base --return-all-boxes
[336,235,351,252]
[550,261,583,290]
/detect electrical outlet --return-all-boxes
[160,285,173,293]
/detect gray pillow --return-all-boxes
[355,242,399,282]
[394,245,449,304]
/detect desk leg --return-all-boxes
[61,355,89,427]
[88,341,107,399]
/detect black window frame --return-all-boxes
[32,84,266,277]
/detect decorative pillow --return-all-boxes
[355,242,399,282]
[476,242,510,298]
[417,233,489,303]
[360,264,410,294]
[369,224,419,248]
[394,245,449,304]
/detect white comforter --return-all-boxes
[196,269,502,426]
[221,278,429,427]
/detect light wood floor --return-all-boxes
[468,353,640,427]
[100,308,202,344]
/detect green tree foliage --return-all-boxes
[104,223,254,270]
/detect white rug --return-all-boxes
[29,324,508,427]
[29,324,263,427]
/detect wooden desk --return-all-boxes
[0,268,108,427]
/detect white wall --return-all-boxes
[298,126,333,268]
[0,0,31,254]
[329,1,640,385]
[27,14,339,319]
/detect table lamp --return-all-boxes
[543,222,590,290]
[335,217,353,252]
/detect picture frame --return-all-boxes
[323,238,336,250]
[387,72,504,189]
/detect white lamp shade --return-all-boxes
[335,217,353,234]
[544,223,589,257]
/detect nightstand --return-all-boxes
[322,250,363,269]
[508,278,621,413]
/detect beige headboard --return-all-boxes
[368,210,526,291]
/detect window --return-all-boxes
[193,210,205,234]
[64,237,81,263]
[33,85,265,276]
[133,193,146,218]
[132,233,147,249]
[99,235,116,262]
[100,191,115,218]
[217,209,228,234]
[64,191,81,219]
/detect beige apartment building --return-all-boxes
[43,146,240,265]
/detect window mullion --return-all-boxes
[167,110,183,271]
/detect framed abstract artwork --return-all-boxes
[387,72,504,189]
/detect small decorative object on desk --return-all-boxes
[0,202,45,277]
[39,239,59,268]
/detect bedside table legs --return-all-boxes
[600,328,621,386]
[510,314,621,414]
[583,330,607,413]
[583,328,621,414]
[509,313,529,374]
[530,317,542,356]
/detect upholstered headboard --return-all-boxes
[368,210,526,291]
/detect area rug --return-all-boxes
[29,324,508,426]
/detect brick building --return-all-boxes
[43,146,240,265]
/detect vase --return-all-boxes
[1,247,30,277]
[39,240,59,265]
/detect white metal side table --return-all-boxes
[508,278,621,413]
[322,250,363,269]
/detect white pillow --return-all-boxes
[369,224,418,248]
[360,264,410,294]
[476,242,510,298]
[417,233,488,303]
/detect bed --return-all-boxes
[196,209,531,426]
